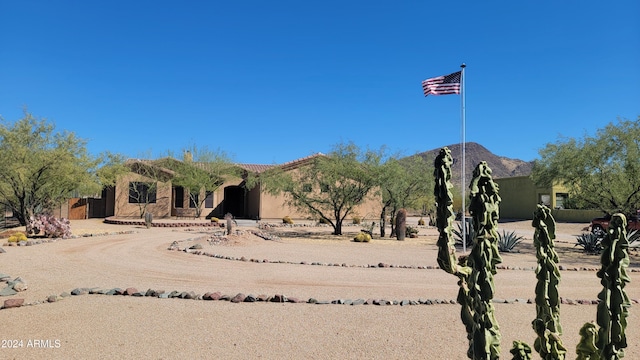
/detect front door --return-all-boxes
[223,186,245,218]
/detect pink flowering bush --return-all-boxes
[28,214,72,238]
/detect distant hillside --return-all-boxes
[412,142,534,190]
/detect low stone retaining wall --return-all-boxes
[104,217,223,228]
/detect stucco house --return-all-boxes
[105,153,381,222]
[494,176,601,222]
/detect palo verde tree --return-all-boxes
[531,117,640,216]
[0,110,99,227]
[259,142,383,235]
[378,155,433,237]
[159,146,239,218]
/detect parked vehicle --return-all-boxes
[590,213,640,236]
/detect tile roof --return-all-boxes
[235,164,276,173]
[125,153,327,175]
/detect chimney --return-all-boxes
[184,150,193,162]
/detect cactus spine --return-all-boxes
[531,204,566,359]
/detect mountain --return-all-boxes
[412,142,534,190]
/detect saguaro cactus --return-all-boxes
[396,208,407,241]
[531,204,566,359]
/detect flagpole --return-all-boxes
[460,63,466,253]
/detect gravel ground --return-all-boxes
[1,218,639,359]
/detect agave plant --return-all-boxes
[575,233,603,254]
[497,229,524,252]
[627,229,639,245]
[452,219,475,249]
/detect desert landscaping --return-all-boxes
[1,217,639,359]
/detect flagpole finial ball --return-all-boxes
[460,63,466,68]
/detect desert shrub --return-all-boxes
[282,216,293,224]
[353,232,371,242]
[406,226,419,238]
[8,232,27,242]
[352,216,361,225]
[452,220,475,248]
[575,233,602,254]
[418,217,425,226]
[318,217,330,224]
[210,217,219,223]
[28,215,71,238]
[497,230,524,252]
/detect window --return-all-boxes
[555,193,569,209]
[129,182,156,204]
[204,191,214,208]
[539,194,551,207]
[189,191,199,208]
[174,186,184,208]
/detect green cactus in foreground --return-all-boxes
[510,341,533,360]
[434,148,474,353]
[576,322,600,360]
[434,147,458,274]
[467,161,503,360]
[594,213,630,359]
[531,204,566,359]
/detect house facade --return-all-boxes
[107,154,382,222]
[494,176,601,222]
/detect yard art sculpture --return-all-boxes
[531,204,566,359]
[576,213,631,360]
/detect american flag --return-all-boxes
[421,71,461,96]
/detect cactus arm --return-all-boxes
[510,340,533,360]
[434,147,459,274]
[576,322,601,360]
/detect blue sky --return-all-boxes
[1,1,638,165]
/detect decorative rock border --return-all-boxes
[1,230,139,247]
[169,238,640,273]
[5,285,636,311]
